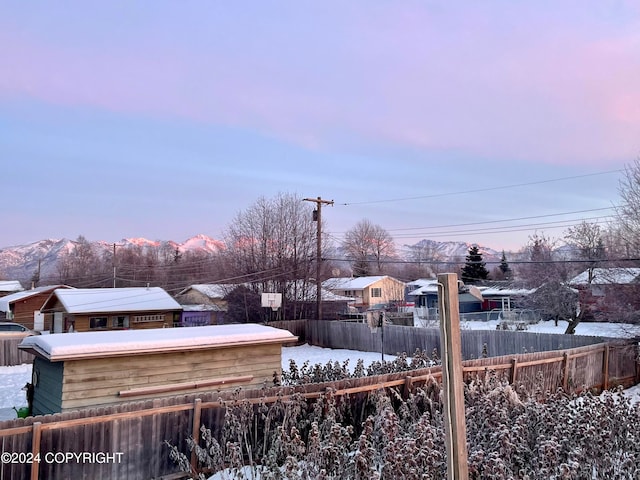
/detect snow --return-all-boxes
[3,320,640,422]
[19,324,296,360]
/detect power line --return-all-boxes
[340,169,623,206]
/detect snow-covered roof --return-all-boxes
[181,304,226,312]
[0,280,24,293]
[569,268,640,286]
[18,324,296,361]
[407,281,439,296]
[178,284,237,299]
[0,285,72,312]
[47,287,182,314]
[479,286,535,296]
[323,276,400,290]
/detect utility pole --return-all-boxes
[303,196,333,320]
[112,243,124,288]
[437,273,469,480]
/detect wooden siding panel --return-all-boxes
[58,344,282,410]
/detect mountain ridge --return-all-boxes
[0,235,506,284]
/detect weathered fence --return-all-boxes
[0,336,34,367]
[0,338,636,480]
[305,320,609,359]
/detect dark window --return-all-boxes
[89,317,108,329]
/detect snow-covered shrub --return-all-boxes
[167,375,640,479]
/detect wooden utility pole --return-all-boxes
[437,273,469,480]
[303,196,333,320]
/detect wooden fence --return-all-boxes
[0,339,636,480]
[0,336,34,367]
[304,320,609,359]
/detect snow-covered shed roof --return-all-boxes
[569,268,640,286]
[0,280,24,294]
[45,287,182,314]
[0,285,72,312]
[19,324,297,361]
[323,276,401,290]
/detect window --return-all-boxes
[133,314,165,323]
[371,288,382,298]
[89,317,108,329]
[112,315,129,328]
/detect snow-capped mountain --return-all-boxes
[0,235,507,285]
[0,235,225,283]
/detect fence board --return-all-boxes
[0,336,35,366]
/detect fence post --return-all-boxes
[602,344,610,391]
[437,273,469,480]
[31,421,42,480]
[191,398,202,473]
[510,358,518,384]
[403,376,414,398]
[562,352,570,391]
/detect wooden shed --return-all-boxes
[18,324,297,415]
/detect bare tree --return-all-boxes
[564,220,606,283]
[615,158,640,261]
[343,219,396,276]
[222,193,319,320]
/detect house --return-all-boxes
[0,285,74,331]
[174,284,233,325]
[18,324,297,414]
[568,267,640,322]
[39,287,183,333]
[0,280,24,298]
[409,279,484,325]
[322,276,405,311]
[409,278,536,326]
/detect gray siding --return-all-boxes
[32,357,64,415]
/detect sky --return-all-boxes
[2,2,639,252]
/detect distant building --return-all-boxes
[40,287,183,332]
[0,280,24,298]
[0,285,73,330]
[322,276,405,311]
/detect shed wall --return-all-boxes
[58,343,283,411]
[32,357,64,415]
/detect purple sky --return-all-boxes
[2,2,639,252]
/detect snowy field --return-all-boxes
[2,319,640,421]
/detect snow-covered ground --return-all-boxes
[2,319,639,421]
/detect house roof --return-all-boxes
[323,276,402,290]
[45,287,182,314]
[569,268,640,286]
[0,280,24,293]
[0,285,72,312]
[18,324,296,361]
[177,284,238,299]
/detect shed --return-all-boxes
[18,324,297,415]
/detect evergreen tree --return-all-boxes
[461,245,490,284]
[499,250,511,279]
